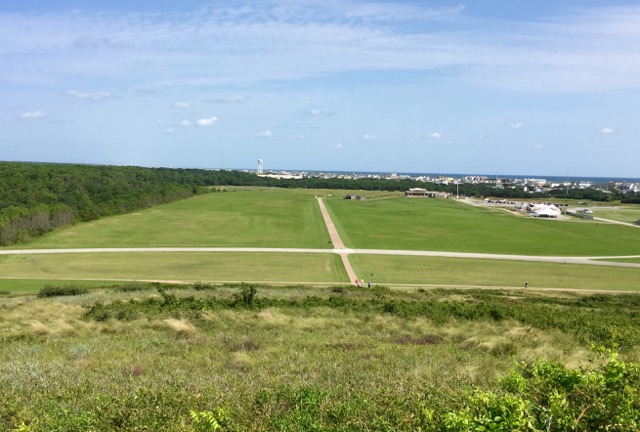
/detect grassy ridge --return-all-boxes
[2,284,639,431]
[325,197,640,256]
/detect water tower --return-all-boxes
[257,159,263,175]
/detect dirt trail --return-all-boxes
[316,198,359,284]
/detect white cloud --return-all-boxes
[307,108,334,117]
[204,95,248,104]
[179,120,191,127]
[173,102,191,109]
[430,132,442,139]
[345,3,466,22]
[4,4,640,95]
[510,122,524,129]
[196,116,218,127]
[332,143,343,149]
[256,130,273,138]
[67,90,111,101]
[165,128,174,133]
[363,133,376,140]
[601,128,614,134]
[21,111,48,119]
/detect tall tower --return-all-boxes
[257,159,264,175]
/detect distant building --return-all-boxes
[405,188,449,198]
[528,203,561,218]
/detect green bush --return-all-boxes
[114,283,151,293]
[192,282,217,291]
[37,284,89,298]
[190,407,235,432]
[442,353,640,431]
[232,284,257,308]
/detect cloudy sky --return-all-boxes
[2,1,639,177]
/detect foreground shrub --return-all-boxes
[37,284,88,298]
[232,284,257,308]
[442,353,640,431]
[190,407,235,432]
[114,283,152,293]
[192,282,217,291]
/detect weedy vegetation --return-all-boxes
[2,282,640,431]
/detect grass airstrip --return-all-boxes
[324,196,640,256]
[0,187,638,292]
[17,188,331,249]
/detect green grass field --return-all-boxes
[16,188,331,249]
[0,279,118,294]
[349,255,640,291]
[0,252,346,292]
[591,206,640,224]
[1,189,638,290]
[325,197,640,256]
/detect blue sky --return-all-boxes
[2,1,639,177]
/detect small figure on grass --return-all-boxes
[524,281,529,289]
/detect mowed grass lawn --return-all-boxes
[18,188,330,249]
[591,206,640,224]
[326,197,640,256]
[0,252,346,289]
[350,255,640,291]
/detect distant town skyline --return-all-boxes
[1,1,639,178]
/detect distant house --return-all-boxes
[405,188,449,198]
[344,194,366,200]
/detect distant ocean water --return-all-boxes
[299,170,640,184]
[400,173,640,184]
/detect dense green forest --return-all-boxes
[0,162,256,245]
[0,162,635,246]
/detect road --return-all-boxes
[1,247,639,268]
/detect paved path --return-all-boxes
[316,198,359,284]
[592,217,640,228]
[1,246,639,268]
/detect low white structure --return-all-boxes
[405,188,449,198]
[528,203,561,218]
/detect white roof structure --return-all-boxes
[533,205,561,218]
